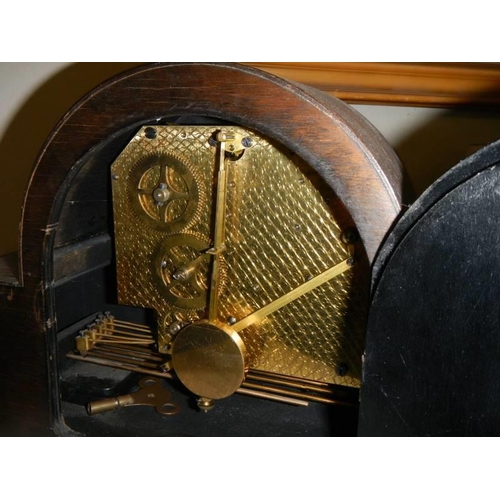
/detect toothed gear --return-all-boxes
[154,232,228,310]
[129,150,205,233]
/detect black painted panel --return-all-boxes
[360,152,500,436]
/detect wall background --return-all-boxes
[1,63,500,257]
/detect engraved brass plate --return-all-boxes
[111,125,368,388]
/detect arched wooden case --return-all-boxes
[0,63,402,436]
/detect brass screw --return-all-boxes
[145,127,157,139]
[167,321,183,336]
[242,137,254,148]
[337,363,349,376]
[341,227,359,244]
[160,361,172,372]
[197,397,215,412]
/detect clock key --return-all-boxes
[86,376,180,416]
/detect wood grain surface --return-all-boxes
[247,63,500,107]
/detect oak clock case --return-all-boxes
[0,63,402,436]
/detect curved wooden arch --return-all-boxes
[25,62,401,270]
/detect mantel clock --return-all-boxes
[0,63,402,436]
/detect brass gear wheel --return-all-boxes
[154,232,228,310]
[129,151,205,233]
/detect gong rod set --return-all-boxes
[69,313,357,409]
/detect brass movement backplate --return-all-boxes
[111,125,368,390]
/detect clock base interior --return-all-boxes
[60,384,359,437]
[59,311,359,436]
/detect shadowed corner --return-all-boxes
[0,63,144,282]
